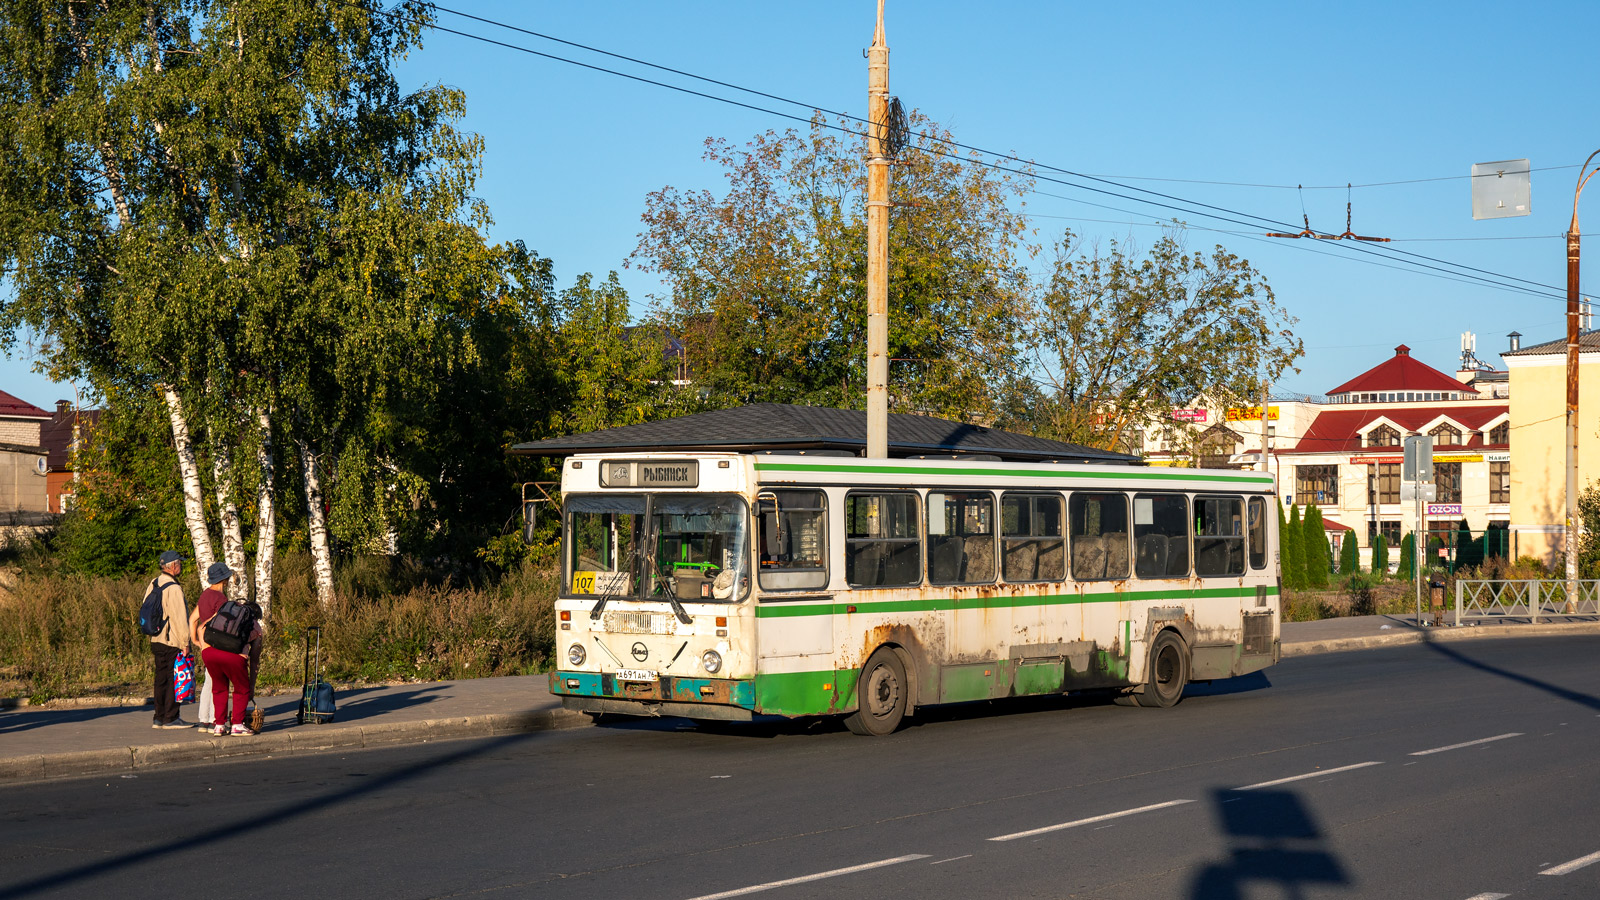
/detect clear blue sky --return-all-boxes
[7,0,1598,409]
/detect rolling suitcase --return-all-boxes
[296,626,337,725]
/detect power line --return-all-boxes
[368,2,1587,302]
[1077,164,1583,191]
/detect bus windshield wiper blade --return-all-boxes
[590,543,641,620]
[650,563,694,625]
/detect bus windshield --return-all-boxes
[648,494,750,603]
[566,495,644,597]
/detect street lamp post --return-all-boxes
[1564,150,1600,612]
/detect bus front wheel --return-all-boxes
[1136,631,1189,709]
[844,648,908,736]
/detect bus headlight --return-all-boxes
[568,643,587,667]
[701,649,723,674]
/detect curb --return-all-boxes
[0,707,592,786]
[1281,620,1600,658]
[6,621,1600,785]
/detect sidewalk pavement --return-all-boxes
[4,614,1599,785]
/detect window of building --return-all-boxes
[1001,493,1065,582]
[1435,462,1462,503]
[1429,423,1461,446]
[927,491,995,585]
[1133,493,1189,578]
[1195,495,1246,576]
[1367,424,1400,447]
[845,492,921,587]
[1248,497,1268,570]
[1369,520,1401,546]
[1069,492,1130,581]
[1295,465,1339,505]
[1369,463,1400,505]
[1490,422,1509,445]
[757,489,828,591]
[1490,461,1510,504]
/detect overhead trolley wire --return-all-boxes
[360,1,1584,301]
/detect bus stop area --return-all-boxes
[4,613,1599,785]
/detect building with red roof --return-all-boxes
[1143,342,1513,570]
[0,389,53,517]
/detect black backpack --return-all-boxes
[203,600,257,653]
[137,579,171,637]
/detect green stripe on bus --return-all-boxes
[752,461,1274,484]
[754,584,1278,618]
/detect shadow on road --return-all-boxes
[1422,635,1600,712]
[0,731,538,900]
[1189,788,1350,899]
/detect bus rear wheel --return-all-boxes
[844,648,908,736]
[1136,631,1189,709]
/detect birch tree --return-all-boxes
[0,0,510,606]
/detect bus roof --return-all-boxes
[509,403,1139,465]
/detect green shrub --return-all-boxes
[1338,532,1360,574]
[0,553,559,701]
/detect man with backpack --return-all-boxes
[144,550,192,729]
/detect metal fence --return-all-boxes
[1454,579,1600,625]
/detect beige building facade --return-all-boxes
[1502,332,1600,566]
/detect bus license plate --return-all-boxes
[616,669,657,682]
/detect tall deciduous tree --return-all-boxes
[1018,231,1302,450]
[633,113,1033,421]
[0,0,522,608]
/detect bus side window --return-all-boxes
[1069,492,1130,581]
[1133,493,1189,579]
[757,489,829,591]
[927,491,996,585]
[1001,492,1065,582]
[1195,495,1246,577]
[845,492,921,588]
[1248,497,1267,570]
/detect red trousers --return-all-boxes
[201,647,250,727]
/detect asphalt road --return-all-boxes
[4,636,1600,900]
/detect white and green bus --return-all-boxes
[544,445,1280,735]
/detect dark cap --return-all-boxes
[205,561,234,586]
[159,550,182,566]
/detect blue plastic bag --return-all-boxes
[173,651,196,704]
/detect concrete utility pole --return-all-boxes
[1259,379,1270,473]
[1564,150,1600,612]
[865,0,890,458]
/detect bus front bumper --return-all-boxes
[550,671,756,722]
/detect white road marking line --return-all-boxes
[1541,849,1600,876]
[1410,733,1523,756]
[928,855,970,865]
[1464,893,1509,899]
[686,855,932,899]
[1234,762,1383,791]
[987,800,1193,842]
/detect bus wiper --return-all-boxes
[589,542,641,621]
[647,555,694,625]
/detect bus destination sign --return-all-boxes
[600,460,700,488]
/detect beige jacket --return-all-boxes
[146,573,189,651]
